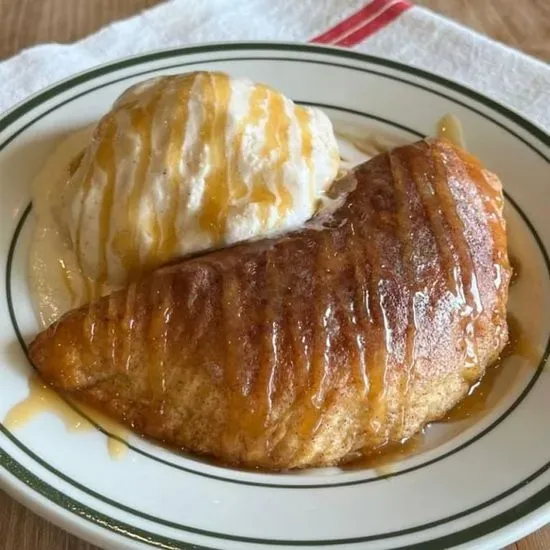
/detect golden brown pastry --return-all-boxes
[29,138,510,470]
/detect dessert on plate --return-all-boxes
[28,71,511,470]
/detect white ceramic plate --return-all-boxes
[1,43,549,550]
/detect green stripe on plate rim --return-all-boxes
[0,44,548,159]
[0,43,549,549]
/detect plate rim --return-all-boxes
[1,41,549,150]
[1,41,549,550]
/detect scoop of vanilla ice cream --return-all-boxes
[64,71,340,285]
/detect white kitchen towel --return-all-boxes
[0,0,548,131]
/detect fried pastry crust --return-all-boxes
[29,138,510,469]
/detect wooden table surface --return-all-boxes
[0,1,549,549]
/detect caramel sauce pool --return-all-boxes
[436,114,466,149]
[5,375,129,459]
[342,434,424,475]
[442,312,535,422]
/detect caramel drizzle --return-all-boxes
[112,87,164,278]
[221,266,246,447]
[157,78,192,263]
[197,77,294,237]
[286,274,313,463]
[241,86,273,227]
[147,276,174,409]
[431,146,483,379]
[295,107,314,202]
[388,151,417,436]
[157,291,174,412]
[337,230,368,402]
[249,88,293,228]
[347,218,371,401]
[298,232,332,441]
[198,73,232,242]
[328,209,369,405]
[353,192,390,445]
[280,242,314,462]
[255,246,283,441]
[266,91,293,219]
[411,158,459,293]
[120,281,137,373]
[454,148,510,297]
[231,86,267,203]
[410,147,474,379]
